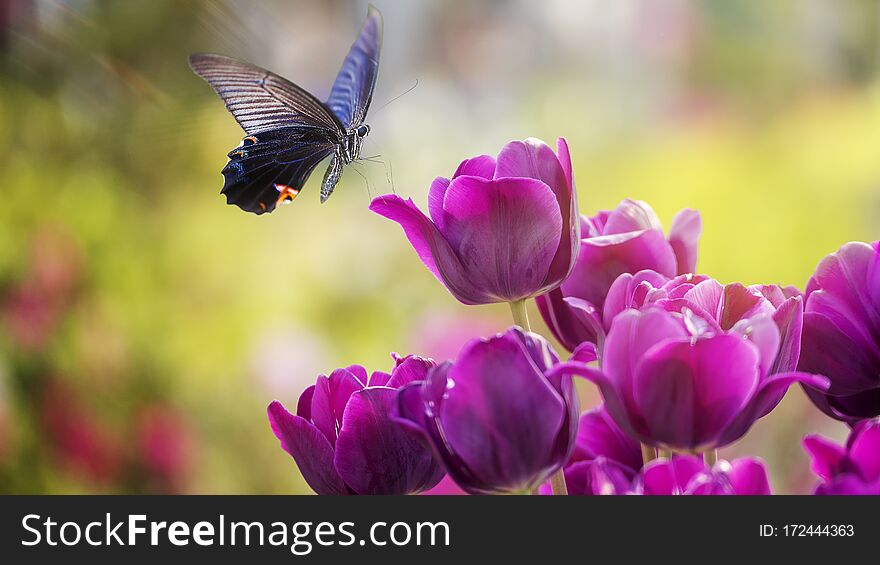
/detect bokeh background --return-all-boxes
[1,0,878,494]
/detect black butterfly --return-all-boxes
[189,6,382,215]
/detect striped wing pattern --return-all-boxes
[189,53,344,136]
[326,6,383,129]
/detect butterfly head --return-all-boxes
[344,124,371,163]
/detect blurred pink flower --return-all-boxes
[136,404,194,493]
[40,379,122,486]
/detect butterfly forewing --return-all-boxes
[326,6,383,129]
[189,53,345,136]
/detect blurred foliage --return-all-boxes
[0,0,878,494]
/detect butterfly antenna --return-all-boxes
[370,79,419,117]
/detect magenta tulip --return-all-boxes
[394,328,585,494]
[540,404,642,495]
[537,199,701,351]
[557,306,828,451]
[638,456,772,495]
[803,418,880,495]
[798,241,880,422]
[370,138,579,305]
[267,355,444,495]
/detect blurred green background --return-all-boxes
[0,0,878,494]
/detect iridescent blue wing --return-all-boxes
[189,53,345,135]
[221,128,336,215]
[326,6,383,129]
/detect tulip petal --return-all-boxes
[368,371,391,387]
[494,138,577,287]
[267,401,348,495]
[668,208,701,275]
[428,176,451,230]
[633,335,759,449]
[602,308,689,421]
[549,362,646,441]
[769,296,803,374]
[453,155,497,180]
[717,372,830,446]
[557,458,634,495]
[370,194,492,305]
[310,375,337,444]
[562,297,605,346]
[386,355,435,389]
[602,199,663,235]
[602,270,670,329]
[441,332,566,491]
[803,434,846,481]
[570,341,598,364]
[536,290,601,351]
[640,456,705,495]
[799,312,878,395]
[296,385,315,420]
[633,335,760,449]
[725,458,772,495]
[573,406,642,471]
[512,327,561,373]
[721,284,775,330]
[730,315,780,378]
[396,364,496,494]
[563,229,677,311]
[344,364,369,386]
[848,422,880,481]
[809,241,880,328]
[441,176,563,301]
[334,388,443,494]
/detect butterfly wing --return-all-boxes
[222,128,336,215]
[189,53,345,135]
[326,6,383,129]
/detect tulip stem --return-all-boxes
[509,300,532,332]
[549,470,568,495]
[641,443,657,465]
[704,449,718,467]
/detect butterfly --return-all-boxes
[189,6,382,215]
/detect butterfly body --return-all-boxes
[191,7,382,215]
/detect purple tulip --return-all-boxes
[602,272,805,374]
[798,241,880,423]
[393,328,585,494]
[558,306,829,451]
[267,355,444,495]
[370,138,579,305]
[638,456,772,495]
[803,418,880,495]
[540,405,642,495]
[537,199,701,351]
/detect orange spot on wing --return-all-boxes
[274,184,301,207]
[259,202,267,211]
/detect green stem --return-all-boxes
[641,443,657,465]
[510,299,565,494]
[509,299,531,332]
[704,449,718,467]
[550,471,568,495]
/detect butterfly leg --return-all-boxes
[320,153,343,203]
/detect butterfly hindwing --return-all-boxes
[326,6,383,129]
[221,128,336,215]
